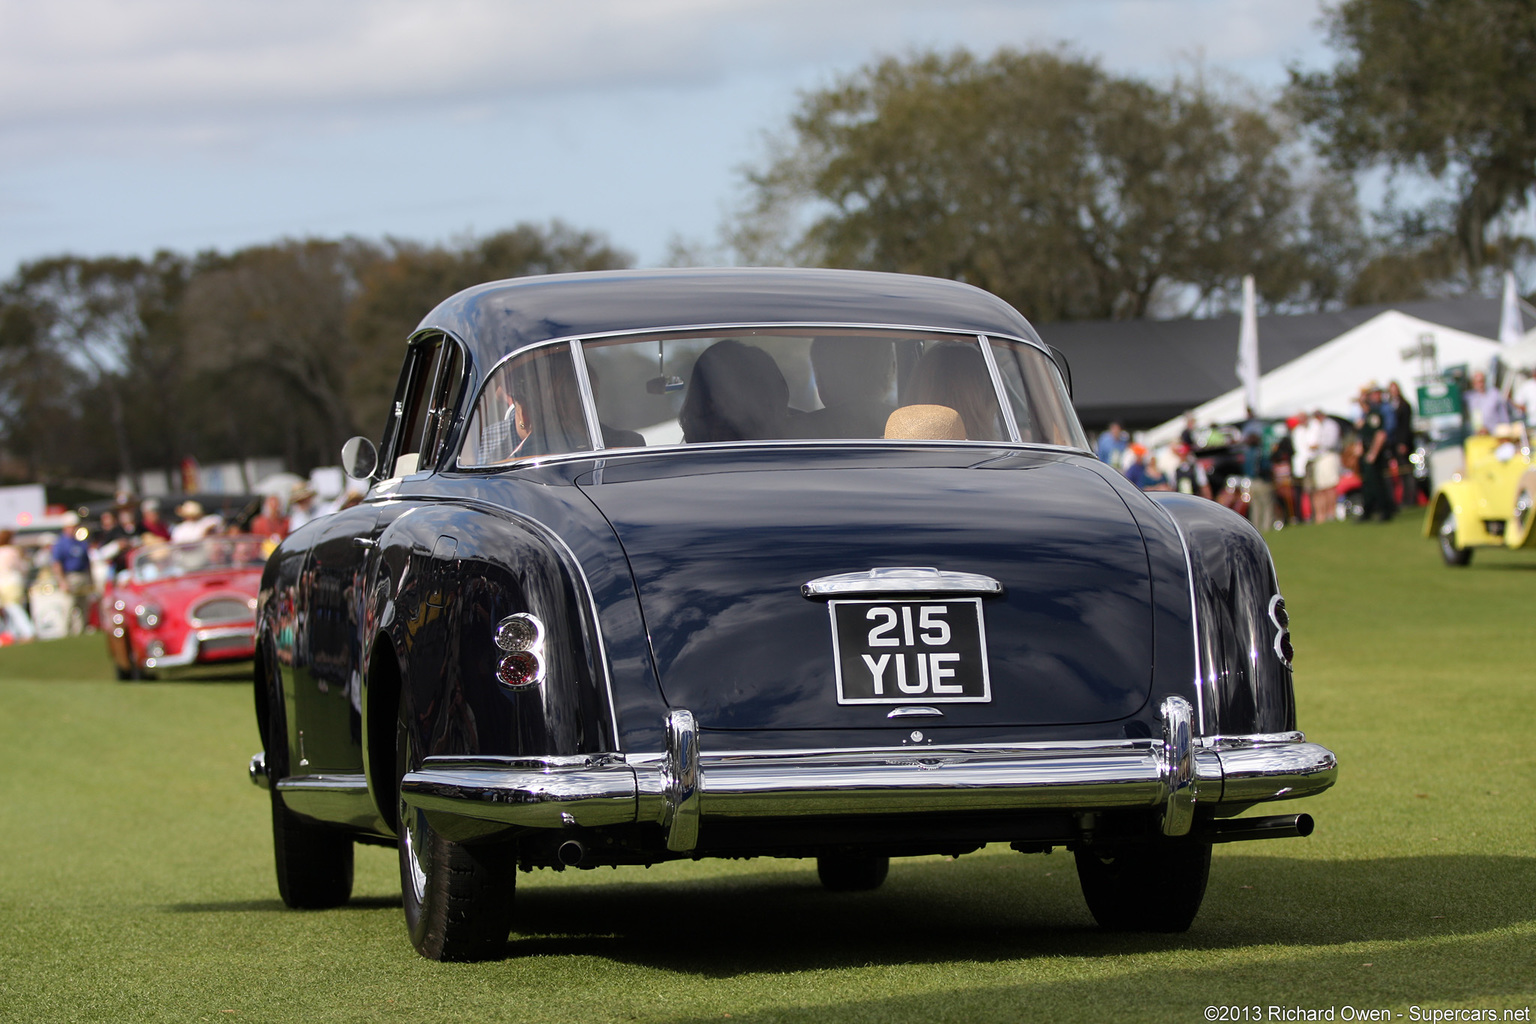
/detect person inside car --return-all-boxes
[680,339,790,443]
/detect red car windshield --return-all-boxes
[130,537,267,583]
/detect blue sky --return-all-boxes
[0,0,1331,275]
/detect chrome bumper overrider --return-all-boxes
[394,699,1337,854]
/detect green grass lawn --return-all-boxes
[1,517,1533,1023]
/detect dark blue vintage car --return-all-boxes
[248,267,1336,960]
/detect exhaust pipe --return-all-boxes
[1199,813,1314,844]
[557,839,587,867]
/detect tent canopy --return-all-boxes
[1139,311,1502,447]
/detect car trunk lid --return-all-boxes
[576,448,1155,731]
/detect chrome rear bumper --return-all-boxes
[396,700,1337,853]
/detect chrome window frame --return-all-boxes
[452,322,1091,471]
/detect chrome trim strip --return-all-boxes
[662,710,701,852]
[567,337,606,453]
[1148,499,1209,735]
[886,706,944,719]
[802,567,1003,598]
[503,436,1090,471]
[976,333,1022,442]
[396,730,1335,833]
[1200,731,1306,748]
[453,323,1092,471]
[275,773,371,794]
[1159,696,1196,836]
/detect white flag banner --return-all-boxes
[1499,271,1523,346]
[1236,275,1261,413]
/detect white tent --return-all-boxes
[1499,329,1536,373]
[1140,310,1503,447]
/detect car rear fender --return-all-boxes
[1425,483,1479,545]
[1150,493,1296,737]
[375,501,627,773]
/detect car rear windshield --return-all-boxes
[458,330,1087,466]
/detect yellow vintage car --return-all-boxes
[1424,429,1536,565]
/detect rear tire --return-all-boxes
[262,642,353,908]
[1438,509,1473,566]
[816,852,890,892]
[272,793,355,908]
[397,697,517,961]
[1074,840,1211,932]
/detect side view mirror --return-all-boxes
[341,436,379,480]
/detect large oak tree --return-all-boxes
[1288,0,1536,282]
[735,48,1364,320]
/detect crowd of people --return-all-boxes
[1094,367,1536,534]
[0,481,350,645]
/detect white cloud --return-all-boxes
[1,0,1324,129]
[0,0,1331,271]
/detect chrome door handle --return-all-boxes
[352,537,378,549]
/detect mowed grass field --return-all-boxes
[1,516,1533,1023]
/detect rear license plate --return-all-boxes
[828,598,991,704]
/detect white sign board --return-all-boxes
[0,484,47,529]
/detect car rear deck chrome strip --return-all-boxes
[801,567,1003,598]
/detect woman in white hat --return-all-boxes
[170,500,220,543]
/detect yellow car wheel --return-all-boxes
[1508,472,1536,548]
[1438,507,1473,566]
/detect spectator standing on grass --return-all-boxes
[1271,430,1296,525]
[1387,381,1417,506]
[1173,443,1212,499]
[0,529,36,642]
[1095,422,1128,466]
[1363,384,1398,519]
[1309,409,1341,523]
[1512,368,1536,428]
[1124,445,1170,491]
[1463,370,1513,433]
[51,513,95,633]
[1178,413,1199,449]
[1242,432,1276,531]
[1356,389,1393,522]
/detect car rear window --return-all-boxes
[458,330,1086,465]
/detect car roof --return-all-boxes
[414,267,1043,365]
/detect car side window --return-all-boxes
[460,343,593,466]
[387,334,466,478]
[986,338,1090,449]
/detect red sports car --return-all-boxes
[103,535,268,680]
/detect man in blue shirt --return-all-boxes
[1095,422,1128,466]
[51,513,94,634]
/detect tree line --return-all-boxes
[0,226,629,485]
[5,0,1532,486]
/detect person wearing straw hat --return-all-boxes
[286,484,320,531]
[171,499,220,543]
